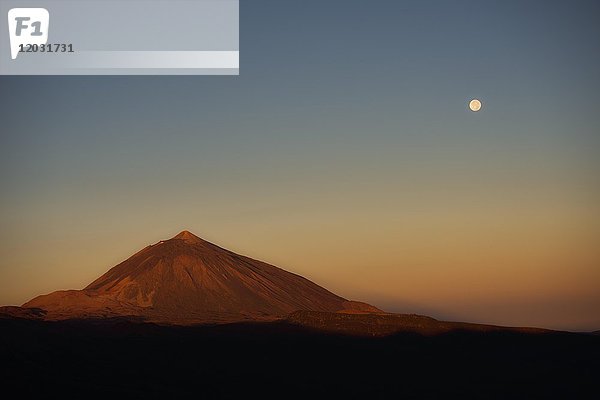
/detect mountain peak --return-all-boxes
[173,230,203,243]
[23,230,382,324]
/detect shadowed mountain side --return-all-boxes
[0,306,46,320]
[22,231,381,324]
[0,307,556,337]
[286,310,552,337]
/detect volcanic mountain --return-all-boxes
[23,231,380,324]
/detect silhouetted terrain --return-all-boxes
[1,316,598,398]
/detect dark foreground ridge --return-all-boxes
[1,316,599,398]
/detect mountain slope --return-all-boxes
[23,231,380,323]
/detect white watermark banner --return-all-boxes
[0,0,239,75]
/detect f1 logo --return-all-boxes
[8,8,49,60]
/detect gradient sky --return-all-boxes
[1,0,599,331]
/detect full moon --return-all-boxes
[469,99,482,112]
